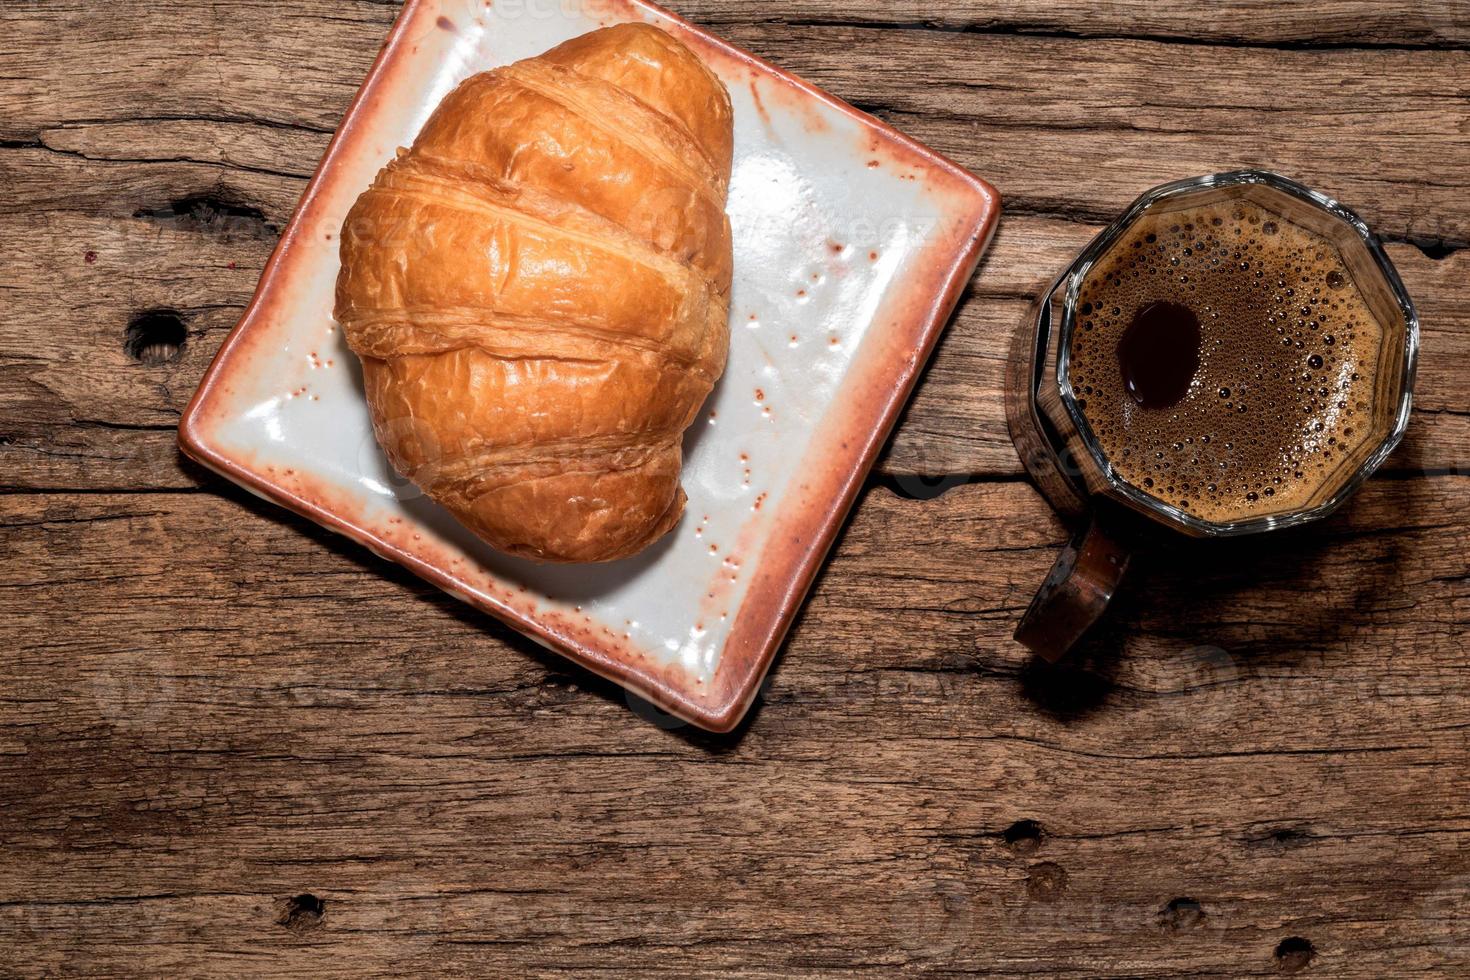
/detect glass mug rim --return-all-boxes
[1053,169,1421,538]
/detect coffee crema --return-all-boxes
[1067,199,1385,524]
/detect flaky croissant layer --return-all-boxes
[335,23,734,563]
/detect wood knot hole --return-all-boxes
[1002,819,1044,854]
[277,893,325,932]
[1158,896,1205,932]
[125,310,187,365]
[1025,861,1068,902]
[1274,936,1315,973]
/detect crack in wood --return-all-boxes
[0,136,311,182]
[48,112,336,137]
[760,17,1470,53]
[133,194,279,239]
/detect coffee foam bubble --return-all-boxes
[1068,199,1385,524]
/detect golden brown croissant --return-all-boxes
[336,24,734,563]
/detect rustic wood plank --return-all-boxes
[717,26,1470,247]
[3,6,1467,487]
[6,8,1465,245]
[2,200,1463,489]
[0,1,390,142]
[0,150,295,491]
[2,477,1468,974]
[683,0,1470,47]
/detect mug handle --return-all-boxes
[1014,517,1133,662]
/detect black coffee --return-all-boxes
[1068,199,1385,524]
[1116,301,1201,409]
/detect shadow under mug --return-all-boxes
[1005,171,1420,662]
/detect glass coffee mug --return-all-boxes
[1006,171,1419,661]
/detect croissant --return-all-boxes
[336,24,734,563]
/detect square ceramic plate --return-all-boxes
[180,0,999,732]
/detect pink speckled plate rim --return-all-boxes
[180,0,1000,732]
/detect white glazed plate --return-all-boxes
[181,0,1000,731]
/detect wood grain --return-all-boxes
[4,6,1467,486]
[3,0,1470,975]
[719,26,1470,244]
[3,204,1463,488]
[683,0,1470,47]
[8,6,1466,243]
[3,477,1468,975]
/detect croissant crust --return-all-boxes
[336,24,734,563]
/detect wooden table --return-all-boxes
[3,1,1468,975]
